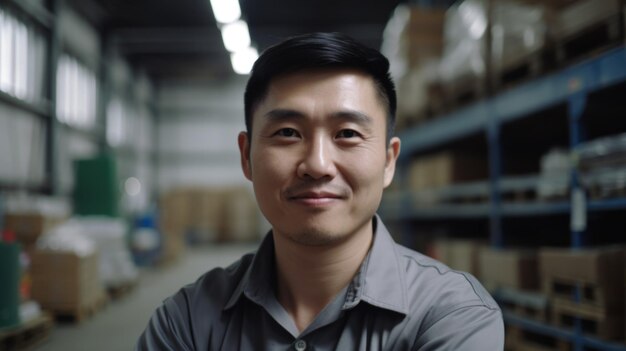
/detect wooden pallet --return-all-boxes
[587,183,626,200]
[497,287,551,323]
[552,299,625,340]
[0,314,53,351]
[506,326,572,351]
[47,293,108,324]
[543,276,622,308]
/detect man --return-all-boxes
[137,32,504,350]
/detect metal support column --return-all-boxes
[44,0,61,195]
[568,93,587,248]
[487,107,503,248]
[98,32,113,153]
[568,92,588,351]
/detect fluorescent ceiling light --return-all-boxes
[230,47,258,75]
[221,20,251,52]
[210,0,241,24]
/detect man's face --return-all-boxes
[238,68,400,246]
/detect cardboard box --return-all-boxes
[159,189,192,234]
[159,231,186,264]
[430,239,485,278]
[221,187,260,242]
[408,152,489,192]
[190,189,225,242]
[30,250,104,311]
[159,186,261,244]
[4,213,66,248]
[539,246,625,308]
[479,248,539,291]
[515,0,578,10]
[401,7,445,68]
[553,0,622,39]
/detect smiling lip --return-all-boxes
[288,191,343,206]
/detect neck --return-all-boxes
[273,219,374,332]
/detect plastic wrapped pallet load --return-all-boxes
[439,0,550,86]
[439,0,489,86]
[490,0,550,76]
[77,217,138,289]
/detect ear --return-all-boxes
[383,137,401,188]
[238,132,252,181]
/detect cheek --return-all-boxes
[251,148,293,185]
[339,151,387,190]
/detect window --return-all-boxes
[0,7,46,103]
[107,97,137,147]
[56,54,97,129]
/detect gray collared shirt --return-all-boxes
[136,216,504,350]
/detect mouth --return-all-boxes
[287,190,345,206]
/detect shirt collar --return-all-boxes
[343,215,408,315]
[224,215,408,315]
[224,231,276,310]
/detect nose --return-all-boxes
[296,134,337,180]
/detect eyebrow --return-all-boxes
[263,108,374,128]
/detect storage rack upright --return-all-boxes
[381,46,626,351]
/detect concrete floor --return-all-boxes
[33,243,258,351]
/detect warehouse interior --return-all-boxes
[1,0,625,350]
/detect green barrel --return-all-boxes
[73,153,120,217]
[0,242,21,329]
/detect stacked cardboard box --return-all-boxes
[383,5,446,127]
[399,7,445,70]
[221,187,260,242]
[158,189,190,263]
[4,213,66,250]
[539,247,625,340]
[478,247,539,292]
[408,151,488,194]
[430,239,485,278]
[159,186,261,246]
[30,251,105,315]
[550,0,622,40]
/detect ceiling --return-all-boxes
[69,0,407,82]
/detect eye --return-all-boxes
[275,128,299,138]
[336,129,360,139]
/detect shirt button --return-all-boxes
[294,339,307,351]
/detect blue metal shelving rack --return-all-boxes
[391,45,626,228]
[383,46,626,351]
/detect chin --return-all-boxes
[278,217,362,247]
[286,228,347,247]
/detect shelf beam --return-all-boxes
[504,312,626,351]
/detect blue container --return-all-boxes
[131,212,162,266]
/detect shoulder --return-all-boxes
[394,244,500,318]
[393,244,504,348]
[136,252,256,350]
[174,252,255,310]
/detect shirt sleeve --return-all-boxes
[413,304,504,351]
[135,297,195,351]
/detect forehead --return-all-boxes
[255,68,385,119]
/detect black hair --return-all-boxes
[244,32,396,142]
